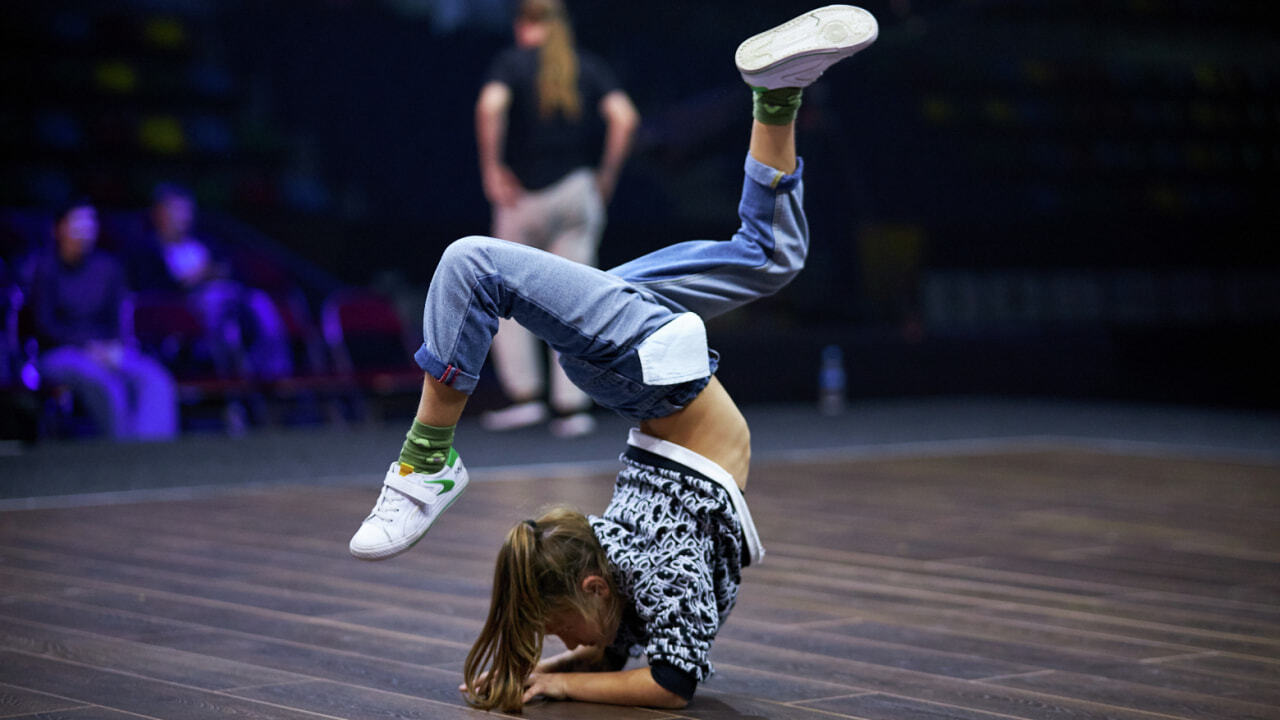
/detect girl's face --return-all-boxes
[544,604,609,651]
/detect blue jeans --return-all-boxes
[414,154,809,420]
[40,344,178,440]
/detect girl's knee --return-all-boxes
[435,236,508,290]
[439,235,494,269]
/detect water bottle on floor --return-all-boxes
[818,344,846,416]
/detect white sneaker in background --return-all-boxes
[550,412,596,439]
[735,5,878,90]
[480,400,549,431]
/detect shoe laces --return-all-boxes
[367,477,448,523]
[368,484,414,523]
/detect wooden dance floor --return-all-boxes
[2,444,1278,719]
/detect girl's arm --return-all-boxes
[523,667,687,709]
[534,645,617,674]
[459,646,622,694]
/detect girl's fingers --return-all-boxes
[522,676,544,703]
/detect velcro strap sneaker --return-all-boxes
[349,450,469,560]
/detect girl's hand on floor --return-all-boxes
[522,672,567,703]
[457,671,488,694]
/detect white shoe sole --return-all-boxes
[736,5,878,89]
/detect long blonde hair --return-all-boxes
[462,506,618,711]
[519,0,581,120]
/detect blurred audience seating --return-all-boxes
[0,204,429,440]
[321,287,425,423]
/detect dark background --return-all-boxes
[3,0,1277,410]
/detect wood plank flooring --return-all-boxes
[2,446,1278,719]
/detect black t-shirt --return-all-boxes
[485,46,622,190]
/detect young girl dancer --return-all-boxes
[348,5,878,709]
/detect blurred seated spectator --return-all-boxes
[122,182,292,380]
[30,201,178,440]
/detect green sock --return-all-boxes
[752,86,803,125]
[399,420,455,474]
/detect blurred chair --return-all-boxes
[0,276,40,444]
[1,267,21,389]
[274,289,330,380]
[261,288,351,425]
[321,288,424,422]
[126,290,256,433]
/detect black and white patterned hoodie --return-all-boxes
[590,430,764,691]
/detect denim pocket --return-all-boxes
[559,355,647,410]
[558,355,679,419]
[559,350,719,420]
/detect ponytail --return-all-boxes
[462,520,544,711]
[462,506,617,711]
[519,0,581,120]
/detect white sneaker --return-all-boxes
[735,5,878,90]
[549,412,596,439]
[480,400,548,431]
[349,450,469,560]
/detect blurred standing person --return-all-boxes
[32,201,178,440]
[475,0,639,437]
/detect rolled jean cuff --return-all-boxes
[414,344,480,394]
[744,153,804,193]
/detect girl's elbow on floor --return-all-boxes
[651,691,689,710]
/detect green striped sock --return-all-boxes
[399,420,454,474]
[752,86,803,125]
